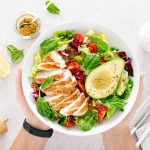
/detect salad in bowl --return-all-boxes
[29,29,134,131]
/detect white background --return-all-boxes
[0,0,150,150]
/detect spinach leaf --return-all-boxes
[37,97,56,121]
[86,54,101,71]
[7,45,24,64]
[103,96,126,119]
[76,109,98,131]
[91,36,109,53]
[40,76,53,90]
[46,0,60,14]
[82,54,101,74]
[121,78,133,100]
[40,39,57,57]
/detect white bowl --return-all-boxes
[22,20,140,136]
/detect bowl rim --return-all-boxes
[22,20,140,136]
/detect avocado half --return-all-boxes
[85,58,125,99]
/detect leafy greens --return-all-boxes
[76,109,98,131]
[7,45,24,64]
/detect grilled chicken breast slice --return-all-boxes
[37,62,60,71]
[44,95,65,106]
[34,70,64,84]
[43,86,75,97]
[73,97,89,116]
[43,51,66,68]
[53,89,80,111]
[60,93,85,116]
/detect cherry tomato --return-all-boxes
[73,34,84,45]
[87,43,98,53]
[77,80,85,92]
[96,105,108,122]
[66,60,80,74]
[66,116,75,127]
[100,56,106,65]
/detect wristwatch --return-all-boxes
[23,119,53,138]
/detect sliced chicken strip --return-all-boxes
[37,62,60,71]
[44,95,65,106]
[51,70,72,87]
[53,89,80,111]
[43,51,66,68]
[45,76,77,91]
[60,93,85,116]
[73,97,89,116]
[34,70,64,84]
[43,86,75,97]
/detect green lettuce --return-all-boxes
[29,51,42,79]
[121,78,134,100]
[76,109,98,131]
[103,96,126,119]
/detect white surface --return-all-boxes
[0,0,150,149]
[22,20,140,136]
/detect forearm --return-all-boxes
[10,128,48,150]
[102,125,137,150]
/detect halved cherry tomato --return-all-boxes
[77,80,88,97]
[66,116,75,127]
[73,34,84,45]
[96,105,108,122]
[87,43,98,53]
[66,60,80,74]
[77,80,85,92]
[100,56,106,65]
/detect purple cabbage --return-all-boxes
[125,58,133,76]
[75,71,84,80]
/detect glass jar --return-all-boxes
[14,12,41,40]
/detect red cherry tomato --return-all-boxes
[66,60,80,74]
[87,43,98,53]
[100,56,106,65]
[66,116,75,127]
[77,80,85,92]
[96,105,108,122]
[73,34,84,45]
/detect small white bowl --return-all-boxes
[22,20,140,136]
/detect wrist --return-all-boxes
[26,118,50,131]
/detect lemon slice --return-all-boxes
[0,53,10,77]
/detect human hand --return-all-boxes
[107,73,144,132]
[16,66,50,130]
[102,73,144,150]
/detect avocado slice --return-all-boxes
[116,70,129,96]
[85,58,125,99]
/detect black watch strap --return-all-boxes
[23,119,53,138]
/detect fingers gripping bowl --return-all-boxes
[22,21,140,136]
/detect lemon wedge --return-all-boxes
[0,53,10,77]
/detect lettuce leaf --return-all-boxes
[75,109,98,131]
[121,78,133,100]
[29,51,42,79]
[103,96,126,119]
[54,30,74,46]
